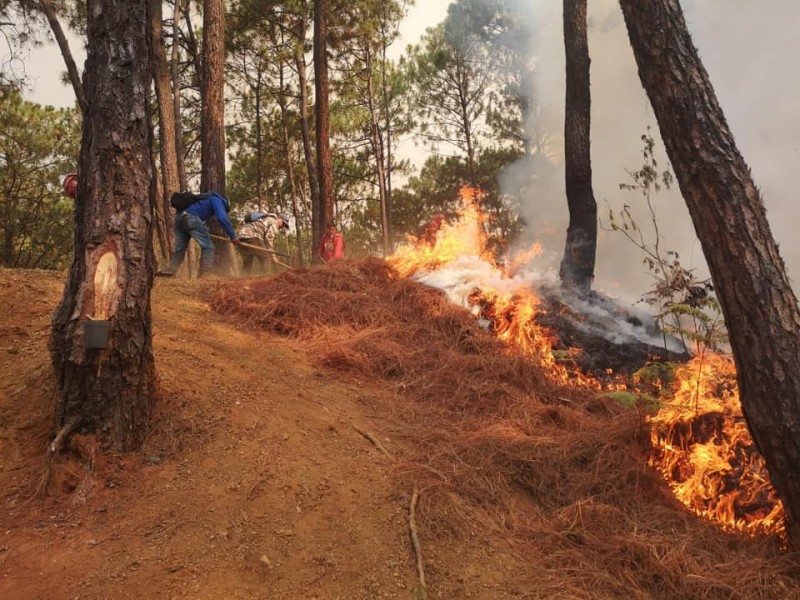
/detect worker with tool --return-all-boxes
[159,191,241,277]
[237,211,290,274]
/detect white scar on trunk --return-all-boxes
[93,251,120,320]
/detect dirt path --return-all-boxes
[0,270,521,600]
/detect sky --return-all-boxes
[15,0,800,300]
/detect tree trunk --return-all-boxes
[277,56,304,266]
[620,0,800,546]
[255,71,263,210]
[149,0,179,262]
[559,0,597,295]
[314,0,334,258]
[50,0,158,452]
[379,41,394,247]
[172,0,188,191]
[200,0,236,273]
[151,161,170,261]
[200,0,226,195]
[39,0,87,113]
[294,23,319,260]
[364,44,391,256]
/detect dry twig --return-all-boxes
[352,423,394,460]
[409,487,427,599]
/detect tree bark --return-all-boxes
[277,55,304,266]
[294,11,320,260]
[149,0,179,262]
[313,0,334,259]
[200,0,236,273]
[620,0,800,546]
[559,0,597,295]
[38,0,87,114]
[50,0,158,452]
[171,0,188,191]
[200,0,226,195]
[364,44,391,256]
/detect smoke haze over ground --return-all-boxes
[503,0,800,302]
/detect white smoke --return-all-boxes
[413,254,682,352]
[500,0,800,302]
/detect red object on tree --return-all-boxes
[319,227,344,262]
[63,172,78,199]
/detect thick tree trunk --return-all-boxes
[314,0,334,259]
[50,0,158,452]
[39,0,87,113]
[559,0,597,295]
[149,0,179,262]
[200,0,226,195]
[200,0,236,273]
[620,0,800,546]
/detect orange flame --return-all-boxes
[648,353,784,535]
[388,187,591,385]
[391,187,490,276]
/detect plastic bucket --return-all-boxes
[84,319,111,350]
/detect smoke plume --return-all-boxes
[502,0,800,301]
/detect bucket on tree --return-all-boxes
[84,319,111,350]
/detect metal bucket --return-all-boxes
[84,319,111,350]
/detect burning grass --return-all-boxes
[211,258,798,599]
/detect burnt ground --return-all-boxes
[536,286,691,376]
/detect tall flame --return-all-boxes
[388,187,583,383]
[648,354,784,534]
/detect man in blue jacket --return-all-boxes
[162,191,242,277]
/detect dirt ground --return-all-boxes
[0,269,527,600]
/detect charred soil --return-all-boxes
[0,264,798,600]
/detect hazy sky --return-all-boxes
[21,0,452,107]
[494,0,800,301]
[16,0,800,299]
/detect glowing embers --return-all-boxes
[648,354,784,535]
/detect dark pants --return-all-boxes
[238,238,268,275]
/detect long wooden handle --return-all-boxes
[210,234,292,258]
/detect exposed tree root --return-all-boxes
[35,417,80,498]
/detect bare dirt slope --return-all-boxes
[0,269,523,600]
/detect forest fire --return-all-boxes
[389,188,784,538]
[648,354,784,535]
[388,187,581,382]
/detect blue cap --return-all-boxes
[278,213,290,228]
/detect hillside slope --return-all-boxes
[0,268,523,600]
[1,265,798,600]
